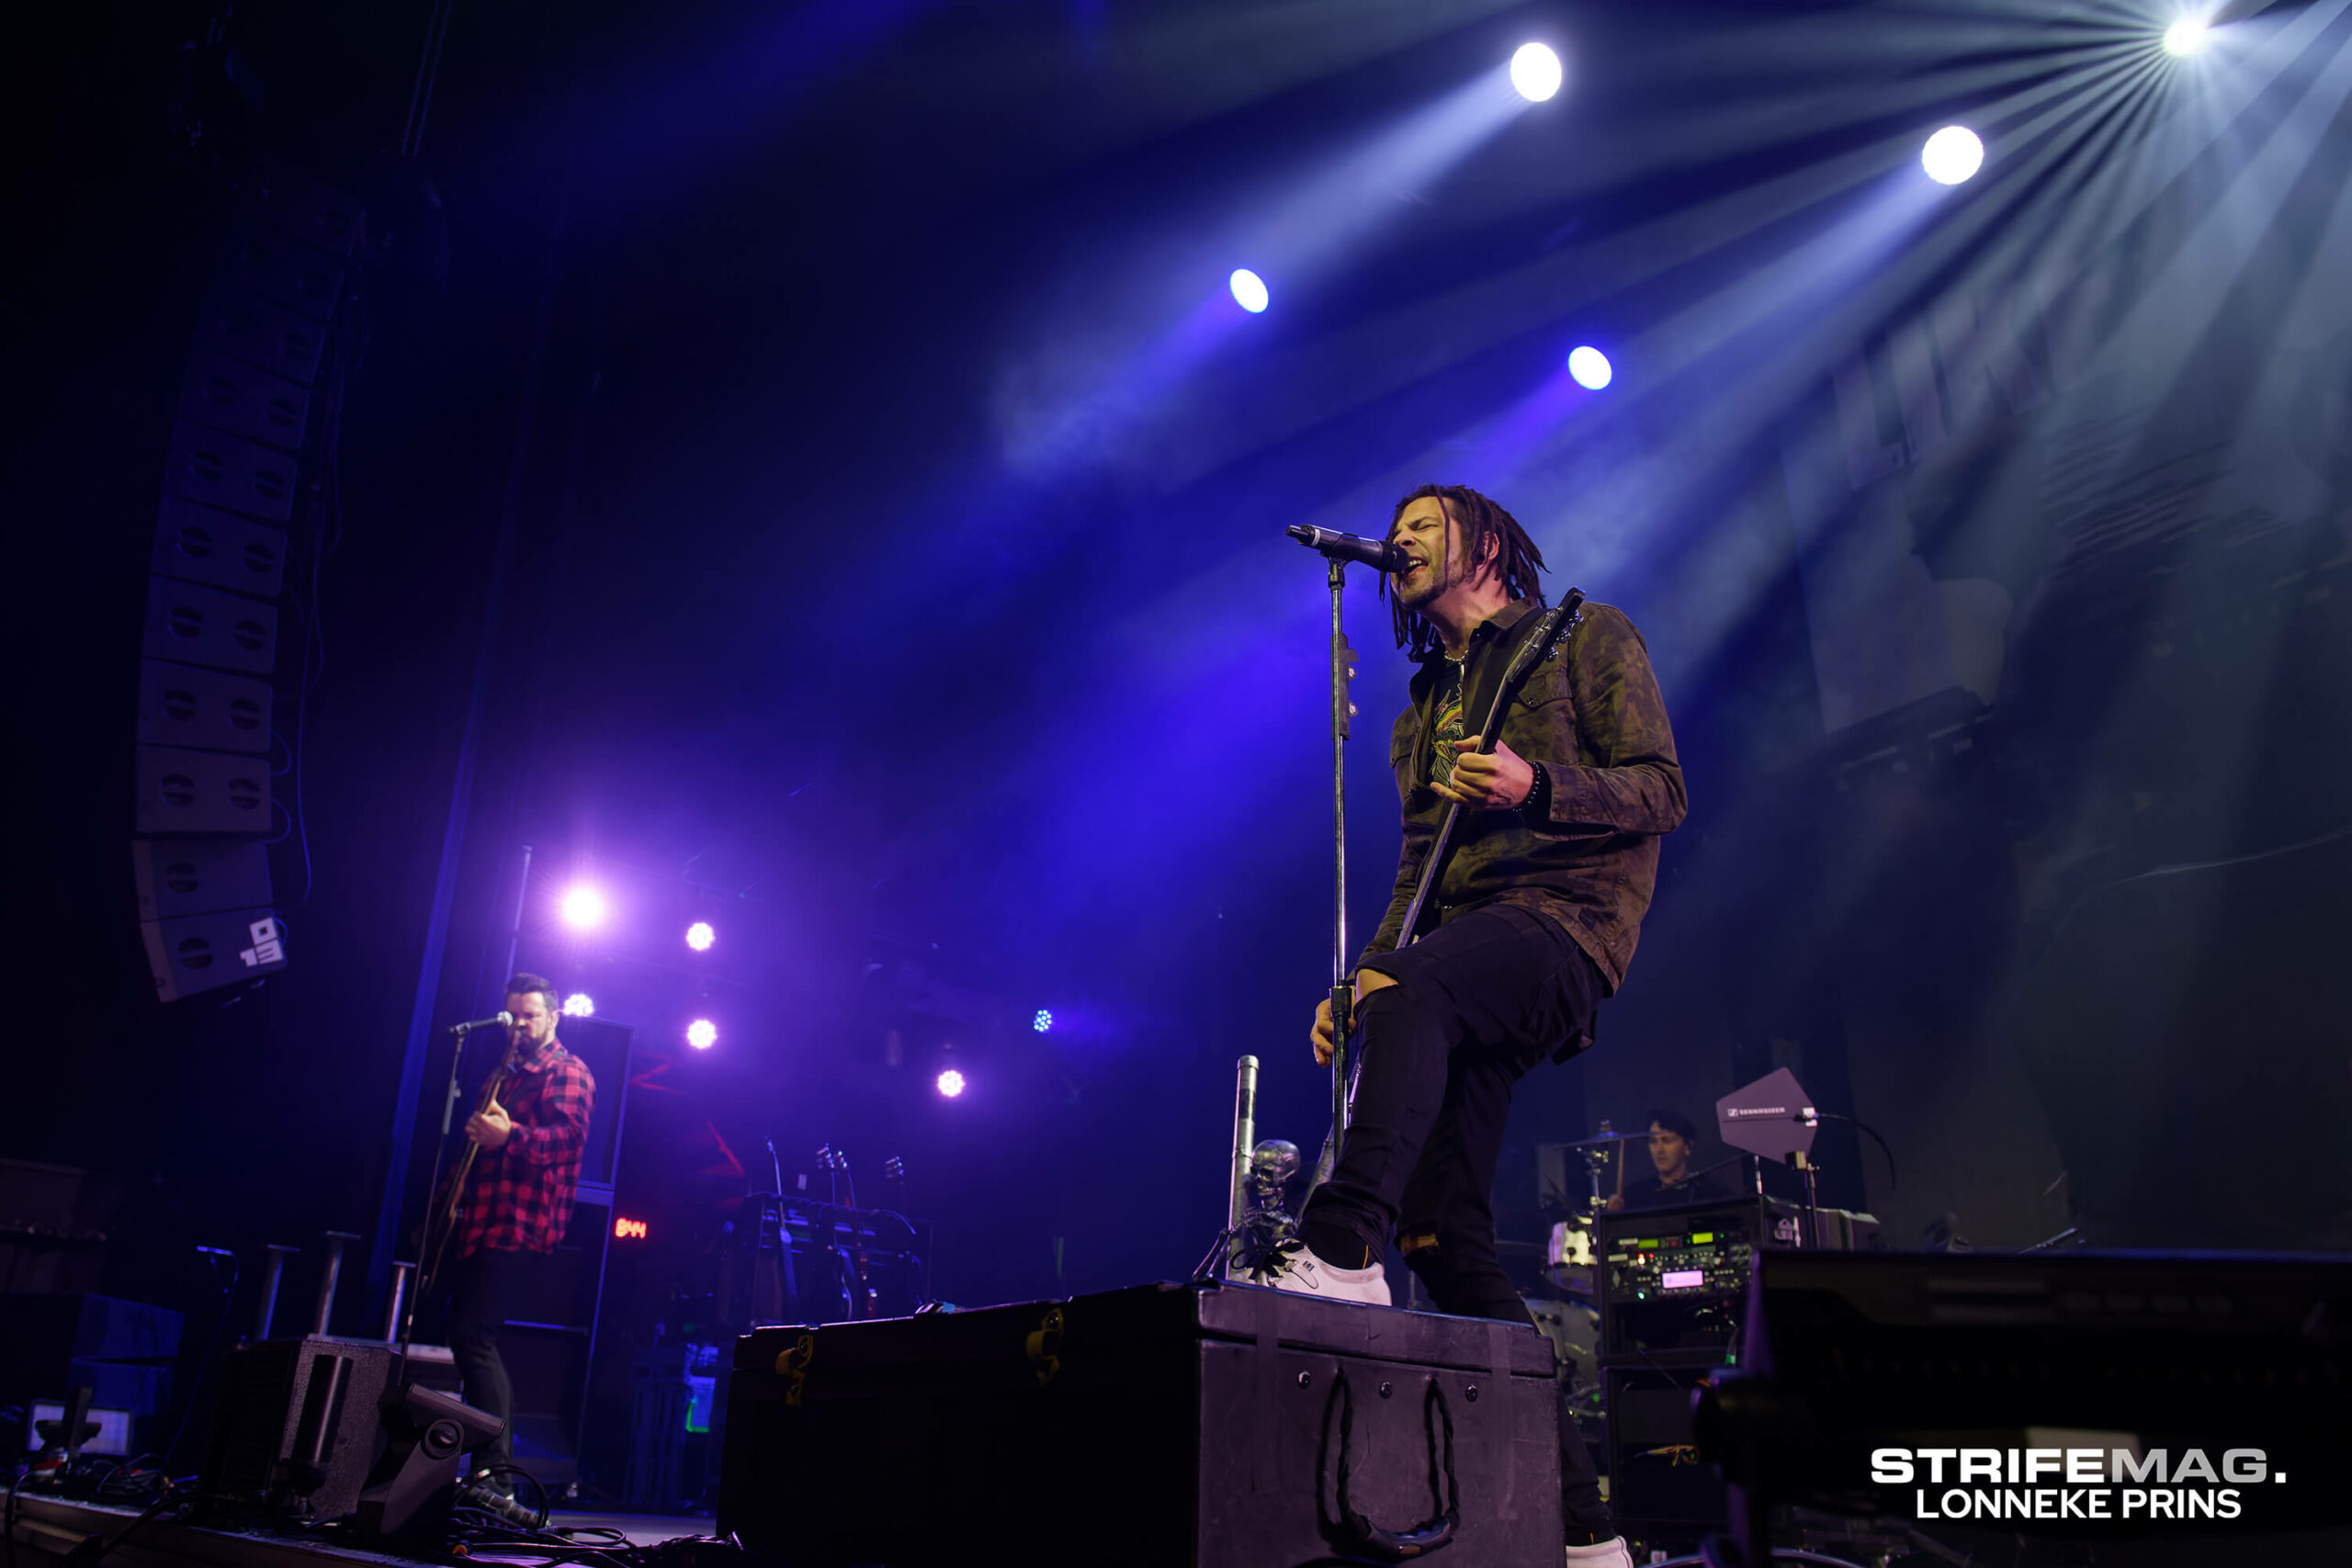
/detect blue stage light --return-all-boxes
[936,1068,967,1098]
[1567,345,1612,390]
[562,992,595,1017]
[1510,43,1563,103]
[686,1018,717,1050]
[2164,18,2208,56]
[1229,269,1270,313]
[1921,126,1984,186]
[685,920,715,952]
[1034,1009,1054,1033]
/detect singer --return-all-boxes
[441,973,595,1521]
[1262,484,1684,1566]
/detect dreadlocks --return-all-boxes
[1379,483,1549,658]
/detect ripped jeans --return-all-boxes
[1299,901,1613,1540]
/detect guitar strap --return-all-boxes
[1460,601,1556,750]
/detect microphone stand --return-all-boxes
[396,1024,474,1356]
[1322,557,1358,1167]
[398,1021,505,1355]
[1281,525,1405,1179]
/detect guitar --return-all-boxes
[1307,590,1586,1190]
[417,1039,523,1298]
[1391,588,1586,946]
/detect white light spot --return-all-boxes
[1510,43,1563,104]
[1921,125,1984,186]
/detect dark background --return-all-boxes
[7,0,2349,1465]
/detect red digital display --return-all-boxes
[614,1216,650,1240]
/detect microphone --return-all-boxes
[1286,524,1408,573]
[449,1010,514,1035]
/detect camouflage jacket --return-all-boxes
[1359,598,1686,993]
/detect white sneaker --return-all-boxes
[1252,1239,1391,1305]
[1563,1539,1634,1568]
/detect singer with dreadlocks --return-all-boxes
[1258,484,1685,1567]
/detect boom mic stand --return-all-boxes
[1285,532,1365,1170]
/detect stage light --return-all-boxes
[685,920,715,952]
[1920,126,1984,186]
[686,1018,717,1050]
[2163,17,2209,56]
[559,886,609,930]
[935,1068,967,1098]
[1228,269,1269,313]
[1566,346,1612,390]
[1510,43,1562,103]
[562,992,595,1017]
[1033,1009,1054,1033]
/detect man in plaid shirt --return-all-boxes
[446,972,595,1516]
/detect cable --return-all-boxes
[92,1457,175,1506]
[444,1514,637,1568]
[63,1481,187,1567]
[444,1529,749,1568]
[469,1463,549,1529]
[1189,1223,1240,1282]
[1812,1112,1898,1190]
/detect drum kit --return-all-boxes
[1534,1122,1657,1408]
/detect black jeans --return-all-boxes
[1301,901,1613,1540]
[445,1247,532,1483]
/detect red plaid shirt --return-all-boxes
[457,1042,595,1257]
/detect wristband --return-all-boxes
[1519,762,1552,821]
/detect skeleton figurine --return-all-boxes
[1236,1139,1303,1278]
[1249,1139,1301,1214]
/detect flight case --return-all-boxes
[718,1278,1561,1566]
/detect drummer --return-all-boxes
[1607,1110,1734,1209]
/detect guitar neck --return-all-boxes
[447,1053,519,1185]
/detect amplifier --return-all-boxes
[720,1196,928,1325]
[1597,1197,1876,1359]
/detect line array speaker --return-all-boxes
[134,155,363,1002]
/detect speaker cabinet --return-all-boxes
[198,1337,397,1522]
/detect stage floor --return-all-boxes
[5,1492,719,1568]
